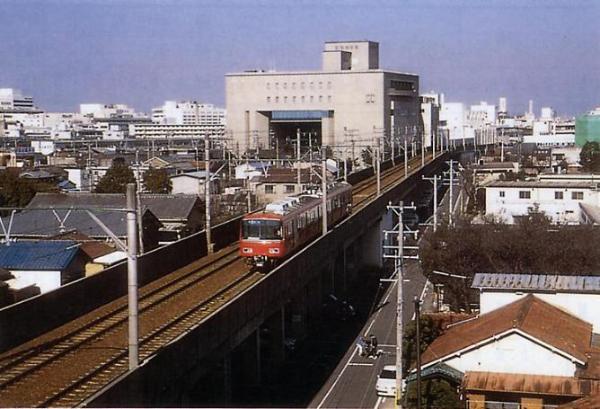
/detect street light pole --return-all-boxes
[205,138,213,254]
[297,128,302,193]
[414,296,422,409]
[126,183,139,371]
[322,158,327,236]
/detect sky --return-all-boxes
[1,0,598,116]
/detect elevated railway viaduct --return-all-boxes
[0,150,455,407]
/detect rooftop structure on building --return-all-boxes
[225,40,420,157]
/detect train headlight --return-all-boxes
[243,248,252,254]
[268,248,280,254]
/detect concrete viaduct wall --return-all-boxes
[88,153,450,407]
[0,217,240,352]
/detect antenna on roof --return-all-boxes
[0,210,16,245]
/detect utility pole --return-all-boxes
[422,174,439,232]
[297,128,302,193]
[376,145,381,196]
[449,159,454,226]
[134,150,144,254]
[126,183,139,370]
[205,138,213,254]
[383,201,418,409]
[321,158,327,236]
[414,296,422,409]
[404,136,408,177]
[343,155,348,182]
[421,128,425,168]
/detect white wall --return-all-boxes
[481,291,600,332]
[171,176,205,195]
[485,185,596,224]
[10,270,61,293]
[444,332,577,377]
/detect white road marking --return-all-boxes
[316,280,398,409]
[374,395,384,409]
[349,362,374,367]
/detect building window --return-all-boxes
[328,95,332,102]
[309,82,314,89]
[499,191,505,198]
[275,96,279,103]
[310,96,314,102]
[572,191,584,200]
[319,95,323,102]
[301,82,305,89]
[266,96,271,103]
[555,191,564,200]
[292,82,296,89]
[284,96,288,103]
[283,82,287,89]
[266,82,270,90]
[285,185,295,193]
[327,81,332,89]
[519,191,531,199]
[292,96,297,103]
[265,185,275,194]
[318,81,323,89]
[275,82,279,89]
[301,96,305,103]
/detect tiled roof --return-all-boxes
[3,209,132,238]
[422,295,592,366]
[472,273,600,293]
[27,192,199,222]
[464,371,600,397]
[49,231,116,259]
[0,241,79,271]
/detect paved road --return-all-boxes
[309,260,429,409]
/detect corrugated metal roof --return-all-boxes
[472,273,600,293]
[463,371,600,397]
[0,241,79,271]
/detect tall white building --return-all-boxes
[0,88,36,112]
[152,101,226,127]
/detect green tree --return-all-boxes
[143,168,172,194]
[403,315,443,376]
[580,141,600,172]
[0,170,36,209]
[404,379,462,409]
[95,158,136,193]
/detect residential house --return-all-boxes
[484,180,600,224]
[0,240,87,293]
[27,192,201,242]
[1,208,161,250]
[419,295,600,408]
[473,273,600,332]
[250,167,315,205]
[170,170,220,196]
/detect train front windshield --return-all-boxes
[242,220,282,240]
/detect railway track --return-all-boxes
[0,245,260,407]
[352,153,433,208]
[0,151,437,407]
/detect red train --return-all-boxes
[239,182,353,270]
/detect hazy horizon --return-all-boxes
[1,0,598,117]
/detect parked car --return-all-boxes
[375,365,397,397]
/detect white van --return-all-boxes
[375,365,397,397]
